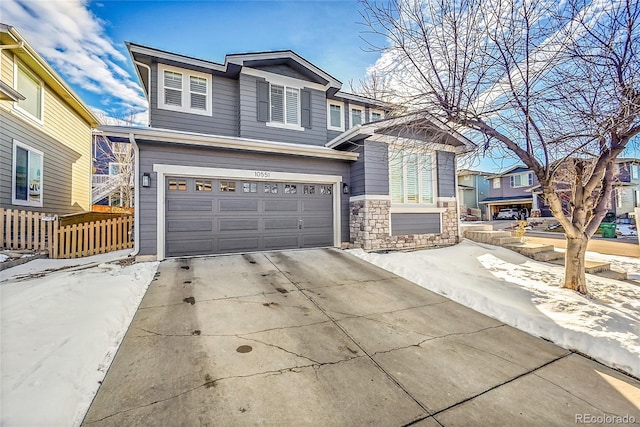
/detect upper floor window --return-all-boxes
[327,100,344,131]
[510,172,533,188]
[389,148,434,205]
[15,61,43,122]
[350,106,364,127]
[632,164,639,180]
[158,64,211,116]
[370,110,384,122]
[270,84,299,126]
[12,140,43,207]
[492,178,501,189]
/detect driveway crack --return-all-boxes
[236,336,321,365]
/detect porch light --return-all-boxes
[142,173,151,188]
[342,183,349,194]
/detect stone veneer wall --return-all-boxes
[349,199,459,251]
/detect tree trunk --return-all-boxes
[563,236,589,294]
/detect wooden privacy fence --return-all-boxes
[1,208,133,259]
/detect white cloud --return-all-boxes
[2,0,147,124]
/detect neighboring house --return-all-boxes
[480,166,547,218]
[99,43,473,260]
[457,169,491,217]
[92,134,134,209]
[0,24,99,214]
[612,158,640,217]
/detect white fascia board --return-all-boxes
[99,126,359,161]
[128,43,226,72]
[333,91,390,108]
[325,124,376,148]
[241,67,328,92]
[369,134,459,153]
[226,52,342,89]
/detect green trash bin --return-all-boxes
[600,222,617,238]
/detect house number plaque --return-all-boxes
[254,171,271,178]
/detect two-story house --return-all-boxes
[457,169,491,218]
[480,166,545,219]
[612,158,640,218]
[99,43,473,260]
[0,24,99,214]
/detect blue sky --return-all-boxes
[3,0,383,123]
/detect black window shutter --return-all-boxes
[301,89,312,129]
[257,80,269,122]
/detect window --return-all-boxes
[108,162,123,175]
[15,61,43,122]
[168,179,186,191]
[632,164,639,180]
[616,188,623,209]
[389,149,434,204]
[284,184,297,194]
[269,84,300,127]
[370,110,383,122]
[303,185,316,195]
[510,172,533,188]
[327,101,344,131]
[158,64,211,116]
[320,185,332,195]
[350,106,364,127]
[264,183,278,194]
[12,141,43,207]
[243,182,258,193]
[220,181,236,192]
[195,180,212,191]
[492,178,501,189]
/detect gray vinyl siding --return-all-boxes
[437,151,456,198]
[348,144,365,196]
[150,63,239,136]
[391,213,441,235]
[348,141,389,197]
[0,109,85,214]
[137,141,351,255]
[238,73,327,146]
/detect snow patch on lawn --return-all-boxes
[1,253,159,426]
[349,240,640,378]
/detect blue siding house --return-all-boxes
[99,43,473,260]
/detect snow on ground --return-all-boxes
[350,239,640,379]
[617,223,637,237]
[0,251,159,426]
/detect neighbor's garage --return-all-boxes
[165,176,334,256]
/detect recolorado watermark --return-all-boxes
[576,414,636,424]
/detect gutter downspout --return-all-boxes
[129,133,141,257]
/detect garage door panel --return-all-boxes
[167,220,212,232]
[219,219,259,231]
[264,200,298,212]
[303,199,332,212]
[166,177,334,256]
[264,218,299,230]
[220,199,259,212]
[303,216,333,229]
[167,240,213,257]
[219,237,261,252]
[302,234,333,247]
[264,235,300,250]
[168,199,213,212]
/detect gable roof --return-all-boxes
[325,113,477,153]
[127,42,343,97]
[0,23,100,127]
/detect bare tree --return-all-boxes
[361,0,639,294]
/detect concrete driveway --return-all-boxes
[83,248,640,426]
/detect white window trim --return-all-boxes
[493,178,501,189]
[388,148,437,207]
[266,83,303,130]
[349,105,365,128]
[327,100,344,131]
[13,58,45,125]
[152,164,343,260]
[12,140,44,207]
[157,63,212,116]
[509,172,533,188]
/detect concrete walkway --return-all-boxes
[83,249,640,426]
